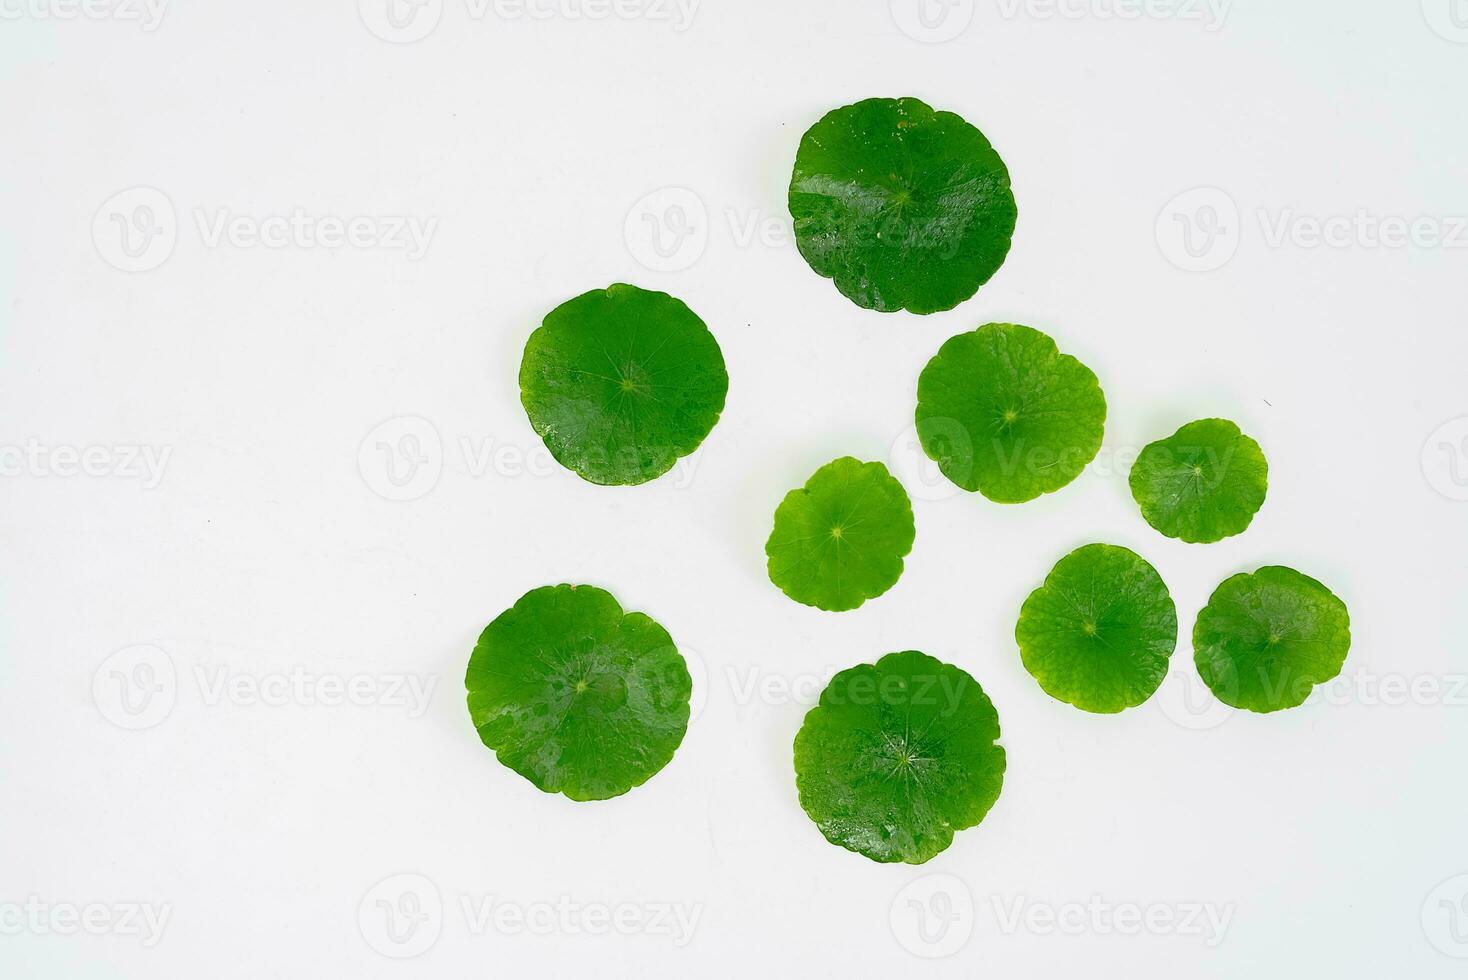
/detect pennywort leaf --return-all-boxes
[1016,543,1178,713]
[1193,566,1350,713]
[793,651,1006,864]
[465,584,692,801]
[915,323,1106,503]
[765,457,916,612]
[519,284,728,486]
[789,96,1017,314]
[1129,418,1268,543]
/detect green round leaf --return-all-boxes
[793,650,1006,864]
[1193,566,1351,713]
[519,284,728,486]
[1129,418,1268,543]
[915,323,1106,503]
[765,457,915,612]
[788,96,1017,315]
[465,584,692,801]
[1016,543,1178,713]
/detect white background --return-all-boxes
[2,0,1466,976]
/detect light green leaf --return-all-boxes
[915,323,1106,503]
[766,457,915,612]
[1016,543,1178,713]
[1130,418,1268,543]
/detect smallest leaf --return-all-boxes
[766,457,916,612]
[1129,418,1268,543]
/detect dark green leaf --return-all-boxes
[519,284,728,486]
[789,96,1016,314]
[793,651,1006,864]
[466,584,692,801]
[1193,566,1351,713]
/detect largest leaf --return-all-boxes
[915,323,1106,503]
[794,651,1006,864]
[519,284,728,486]
[466,584,692,801]
[788,96,1017,314]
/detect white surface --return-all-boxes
[1,2,1465,977]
